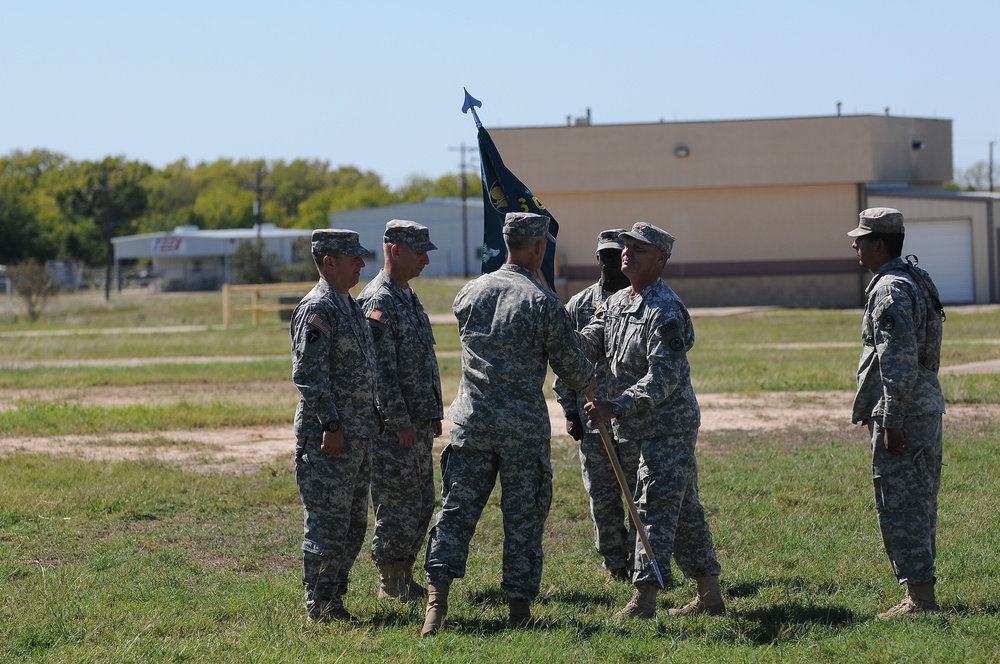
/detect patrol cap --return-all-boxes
[384,219,437,251]
[311,228,370,256]
[502,212,556,242]
[596,228,628,253]
[848,207,905,237]
[620,222,675,254]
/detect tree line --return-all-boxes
[0,149,482,268]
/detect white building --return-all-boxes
[331,197,485,281]
[111,224,311,291]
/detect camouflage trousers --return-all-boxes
[295,435,371,610]
[578,430,640,570]
[869,414,943,583]
[632,428,721,586]
[424,424,552,601]
[370,419,436,564]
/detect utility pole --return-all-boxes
[990,141,996,192]
[449,143,478,277]
[242,163,275,240]
[93,165,116,302]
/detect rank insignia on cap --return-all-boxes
[307,313,330,335]
[367,309,390,324]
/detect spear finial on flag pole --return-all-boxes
[462,87,483,128]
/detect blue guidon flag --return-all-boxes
[462,88,559,289]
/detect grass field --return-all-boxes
[1,283,999,662]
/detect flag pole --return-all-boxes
[586,389,665,588]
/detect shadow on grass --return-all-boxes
[729,603,857,645]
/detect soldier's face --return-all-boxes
[395,244,430,281]
[621,239,666,282]
[597,249,623,278]
[852,235,882,272]
[325,252,365,293]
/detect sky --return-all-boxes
[3,1,997,188]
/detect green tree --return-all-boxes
[230,239,278,284]
[0,150,69,263]
[56,157,151,300]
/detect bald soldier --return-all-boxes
[580,222,725,621]
[290,229,380,623]
[421,212,594,636]
[358,220,444,603]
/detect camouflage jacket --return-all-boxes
[290,279,380,442]
[553,280,624,434]
[358,270,443,432]
[447,264,594,439]
[852,256,945,427]
[579,278,700,443]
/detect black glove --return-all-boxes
[566,413,584,442]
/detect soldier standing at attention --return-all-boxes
[420,212,594,636]
[581,222,725,621]
[554,228,639,583]
[358,219,444,603]
[848,207,946,619]
[290,229,380,623]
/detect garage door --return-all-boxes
[903,219,974,304]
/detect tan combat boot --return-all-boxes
[615,583,659,620]
[877,580,940,620]
[668,575,726,616]
[404,555,428,599]
[420,583,450,637]
[376,561,406,601]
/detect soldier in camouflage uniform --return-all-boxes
[848,207,946,619]
[421,212,594,636]
[357,220,444,603]
[290,228,380,623]
[580,222,724,621]
[554,228,639,583]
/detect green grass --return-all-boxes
[2,287,1000,661]
[2,422,998,662]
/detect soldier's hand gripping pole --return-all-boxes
[585,390,665,588]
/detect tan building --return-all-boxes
[490,115,998,307]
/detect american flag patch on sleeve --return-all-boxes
[367,309,390,324]
[307,313,330,334]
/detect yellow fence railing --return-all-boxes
[221,281,316,329]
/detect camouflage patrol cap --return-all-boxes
[384,219,438,251]
[311,228,370,256]
[596,228,628,253]
[848,208,905,237]
[620,222,675,254]
[502,212,556,242]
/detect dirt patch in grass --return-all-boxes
[1,384,996,475]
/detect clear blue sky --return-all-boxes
[3,0,996,188]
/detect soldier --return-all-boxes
[358,220,444,603]
[580,222,725,620]
[554,228,639,583]
[290,228,380,623]
[848,207,946,619]
[421,212,594,636]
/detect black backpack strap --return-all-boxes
[902,255,946,322]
